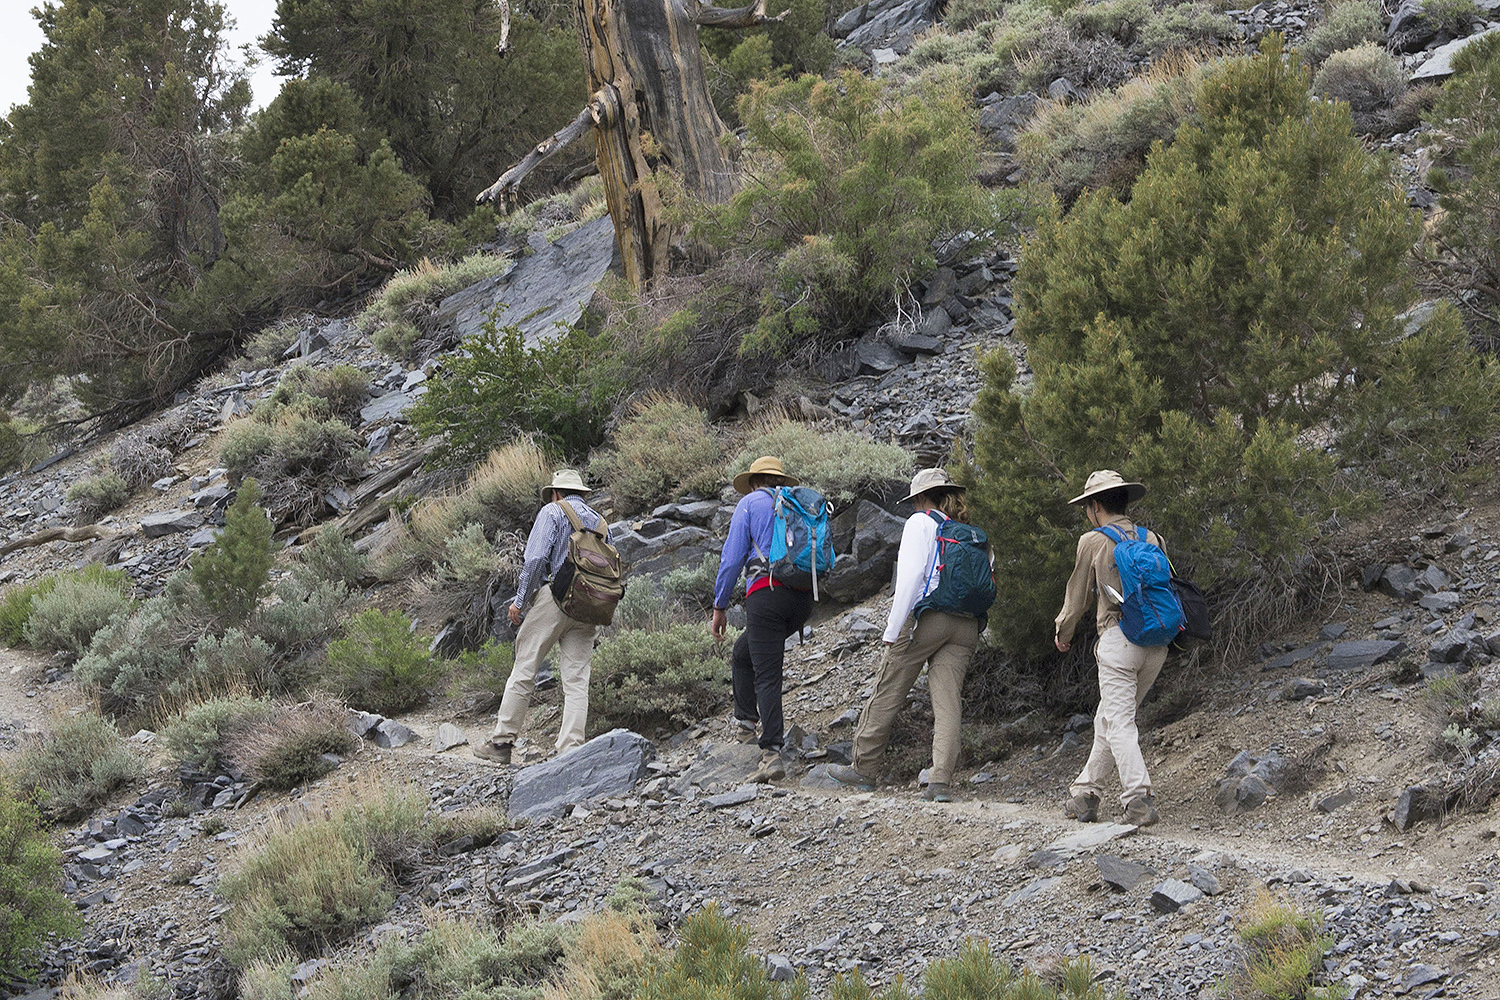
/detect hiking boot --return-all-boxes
[472,740,513,764]
[1122,794,1159,827]
[825,764,876,792]
[752,750,786,783]
[733,718,758,744]
[1064,792,1100,823]
[923,783,953,802]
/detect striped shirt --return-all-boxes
[513,495,610,610]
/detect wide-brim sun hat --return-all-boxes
[541,468,593,499]
[902,467,966,504]
[1068,469,1146,505]
[732,455,799,494]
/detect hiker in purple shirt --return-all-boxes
[711,455,813,783]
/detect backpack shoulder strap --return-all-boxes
[1094,525,1125,545]
[925,509,948,527]
[559,499,584,532]
[1136,526,1148,543]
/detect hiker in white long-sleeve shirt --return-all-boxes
[827,468,987,802]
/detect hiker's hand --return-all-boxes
[1054,636,1070,652]
[711,609,727,640]
[509,604,523,626]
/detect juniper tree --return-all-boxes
[968,35,1498,654]
[191,478,275,628]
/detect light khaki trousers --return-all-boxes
[1070,625,1167,807]
[491,589,599,753]
[852,611,979,786]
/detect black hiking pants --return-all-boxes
[731,584,813,752]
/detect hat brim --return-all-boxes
[541,484,593,500]
[1068,482,1146,505]
[902,482,966,504]
[732,471,799,494]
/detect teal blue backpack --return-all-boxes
[914,511,996,623]
[761,486,836,599]
[1095,524,1184,647]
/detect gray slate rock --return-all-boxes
[427,215,617,350]
[1380,564,1423,600]
[1262,644,1320,670]
[610,523,714,577]
[673,743,764,794]
[348,711,384,737]
[373,720,416,748]
[1419,591,1465,613]
[508,729,655,821]
[1326,639,1406,671]
[1186,863,1223,896]
[1004,876,1063,907]
[823,501,907,602]
[1150,879,1204,913]
[140,510,204,538]
[1096,854,1153,892]
[766,955,796,982]
[1413,22,1500,73]
[359,391,418,426]
[1430,626,1484,664]
[1393,784,1445,830]
[977,93,1040,151]
[1317,787,1357,813]
[433,723,469,752]
[705,784,760,808]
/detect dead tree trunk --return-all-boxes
[479,0,784,289]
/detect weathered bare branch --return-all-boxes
[496,0,512,55]
[693,0,790,28]
[476,103,597,207]
[0,524,120,559]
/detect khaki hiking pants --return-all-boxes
[491,589,599,753]
[853,611,980,786]
[1070,624,1167,808]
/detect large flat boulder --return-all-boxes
[425,215,618,350]
[507,729,654,821]
[822,501,907,602]
[1412,24,1500,79]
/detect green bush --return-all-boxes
[0,566,129,648]
[663,553,722,610]
[1297,0,1382,65]
[443,523,499,581]
[326,610,442,715]
[411,316,621,466]
[970,36,1500,656]
[10,713,141,821]
[731,419,913,505]
[1423,31,1500,343]
[1017,53,1207,204]
[591,395,725,514]
[266,365,371,425]
[295,528,367,590]
[253,577,357,661]
[189,630,278,694]
[1136,2,1236,53]
[360,254,512,359]
[227,700,360,790]
[190,478,275,627]
[698,71,991,353]
[219,414,366,524]
[75,593,193,719]
[449,640,516,699]
[160,695,279,773]
[1011,18,1129,93]
[592,624,737,732]
[613,577,697,632]
[0,783,83,980]
[66,472,132,520]
[1313,43,1407,134]
[20,573,130,656]
[1226,898,1343,1000]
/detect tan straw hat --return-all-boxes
[901,467,966,504]
[541,468,593,499]
[732,455,799,495]
[1068,469,1146,505]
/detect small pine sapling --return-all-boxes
[192,478,275,627]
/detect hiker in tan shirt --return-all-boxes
[1054,470,1169,828]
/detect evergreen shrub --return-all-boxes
[410,315,620,465]
[66,472,132,520]
[1297,0,1382,65]
[698,71,990,353]
[1313,43,1407,134]
[190,478,275,627]
[593,624,737,732]
[591,394,724,514]
[1423,31,1500,343]
[326,610,441,715]
[731,419,913,505]
[0,783,82,979]
[970,36,1499,657]
[10,713,141,821]
[22,574,132,656]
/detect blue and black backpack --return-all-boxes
[1095,524,1184,647]
[760,486,836,599]
[914,511,997,623]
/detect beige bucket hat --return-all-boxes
[1068,469,1146,505]
[542,468,593,499]
[902,467,966,504]
[732,455,799,495]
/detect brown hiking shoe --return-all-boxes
[1122,794,1159,827]
[923,783,953,802]
[472,740,513,764]
[733,718,758,744]
[751,750,786,783]
[826,764,876,791]
[1064,792,1100,823]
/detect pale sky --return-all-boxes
[0,0,284,117]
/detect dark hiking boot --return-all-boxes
[752,750,786,783]
[825,764,876,791]
[472,740,513,764]
[1064,792,1100,822]
[1122,794,1159,827]
[923,783,953,802]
